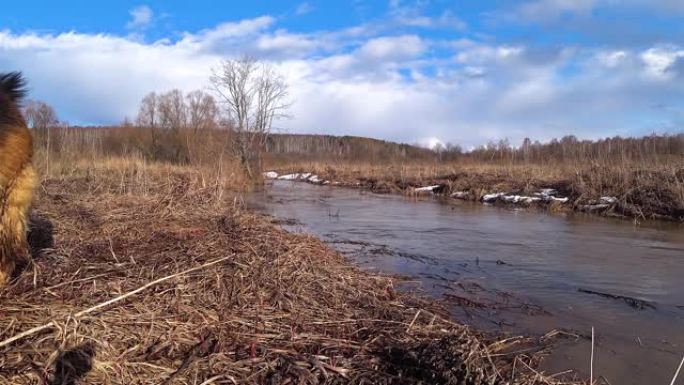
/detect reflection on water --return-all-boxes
[247,180,684,385]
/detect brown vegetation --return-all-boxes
[21,115,684,222]
[0,158,579,384]
[266,134,684,222]
[0,72,37,287]
[12,90,684,224]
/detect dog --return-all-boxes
[0,72,36,287]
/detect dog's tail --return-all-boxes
[0,72,27,102]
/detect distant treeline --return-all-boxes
[264,133,684,168]
[39,127,437,166]
[265,134,436,163]
[23,93,683,171]
[31,124,684,169]
[461,135,684,165]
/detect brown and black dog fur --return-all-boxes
[0,72,36,287]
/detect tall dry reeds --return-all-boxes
[32,125,252,194]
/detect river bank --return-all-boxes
[251,179,684,385]
[263,162,684,222]
[0,160,578,384]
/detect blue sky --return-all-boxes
[1,0,683,147]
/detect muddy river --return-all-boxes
[247,180,684,385]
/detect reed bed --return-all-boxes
[0,161,580,384]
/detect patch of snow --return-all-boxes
[414,185,441,193]
[600,196,617,204]
[484,192,558,204]
[539,188,558,197]
[273,172,325,184]
[533,189,570,203]
[277,173,300,180]
[451,191,469,200]
[482,192,505,203]
[502,195,529,203]
[520,196,542,204]
[501,195,541,204]
[580,203,611,212]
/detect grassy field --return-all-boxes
[0,157,580,384]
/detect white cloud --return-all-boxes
[509,0,597,22]
[511,0,684,22]
[463,66,486,78]
[0,16,682,148]
[435,11,468,30]
[455,45,523,64]
[396,15,433,28]
[418,137,445,149]
[0,30,216,123]
[295,2,314,15]
[597,50,627,67]
[358,35,425,61]
[640,46,684,79]
[180,16,276,47]
[126,5,154,30]
[254,31,317,58]
[395,11,466,30]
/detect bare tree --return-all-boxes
[136,92,158,128]
[24,100,58,141]
[184,90,220,164]
[186,90,219,133]
[158,89,187,131]
[24,100,59,172]
[154,90,189,162]
[210,57,290,179]
[136,92,160,158]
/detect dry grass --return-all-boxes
[0,159,581,384]
[269,160,684,221]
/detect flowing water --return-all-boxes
[247,180,684,385]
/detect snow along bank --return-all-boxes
[267,171,571,207]
[414,185,443,193]
[461,189,570,205]
[263,171,329,185]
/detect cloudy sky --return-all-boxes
[1,0,683,147]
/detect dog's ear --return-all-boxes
[0,72,28,102]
